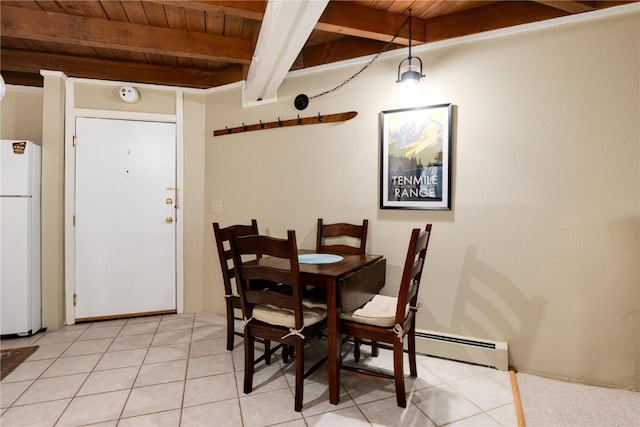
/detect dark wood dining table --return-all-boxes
[245,249,384,405]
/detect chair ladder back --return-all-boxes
[405,281,419,308]
[213,219,260,292]
[316,218,369,255]
[243,289,298,311]
[213,226,232,295]
[340,223,432,409]
[232,231,305,330]
[212,220,260,351]
[395,224,432,324]
[235,229,328,413]
[241,266,298,285]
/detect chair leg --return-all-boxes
[288,345,295,359]
[408,329,417,377]
[264,340,272,365]
[226,302,235,351]
[353,338,377,360]
[282,345,295,363]
[294,340,305,412]
[244,331,255,394]
[393,340,407,408]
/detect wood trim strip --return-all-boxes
[75,309,177,323]
[213,111,357,136]
[510,367,527,427]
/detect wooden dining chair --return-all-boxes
[232,230,328,412]
[316,218,368,255]
[316,218,380,356]
[340,224,432,408]
[212,220,262,351]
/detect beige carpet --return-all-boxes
[516,372,640,426]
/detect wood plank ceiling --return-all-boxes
[0,0,635,89]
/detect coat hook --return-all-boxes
[226,126,231,134]
[318,112,323,122]
[278,117,283,126]
[243,122,248,131]
[260,120,265,129]
[297,115,302,124]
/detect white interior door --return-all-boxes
[75,117,176,320]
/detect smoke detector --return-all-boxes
[119,86,140,104]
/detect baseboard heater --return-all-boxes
[415,329,508,371]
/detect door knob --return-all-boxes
[165,217,174,223]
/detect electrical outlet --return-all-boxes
[211,200,223,212]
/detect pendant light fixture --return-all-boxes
[396,10,424,85]
[294,14,412,110]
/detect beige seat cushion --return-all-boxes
[253,303,326,329]
[340,294,405,327]
[301,298,327,310]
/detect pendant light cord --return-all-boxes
[309,14,412,100]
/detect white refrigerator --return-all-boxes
[0,140,42,336]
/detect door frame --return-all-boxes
[64,81,185,325]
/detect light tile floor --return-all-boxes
[0,312,517,427]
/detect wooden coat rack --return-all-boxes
[213,111,357,137]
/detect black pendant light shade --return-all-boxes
[397,56,425,84]
[396,12,424,84]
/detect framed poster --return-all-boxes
[380,103,452,210]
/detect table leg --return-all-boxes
[326,278,340,404]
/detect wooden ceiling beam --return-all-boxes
[153,0,267,20]
[151,0,419,45]
[424,2,568,43]
[301,38,401,69]
[3,0,632,90]
[298,1,590,69]
[1,48,242,88]
[0,5,252,64]
[317,2,419,45]
[1,70,44,87]
[531,1,596,13]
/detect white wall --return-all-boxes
[0,85,43,143]
[204,9,639,389]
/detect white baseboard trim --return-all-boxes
[415,329,509,371]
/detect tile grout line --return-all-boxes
[2,313,521,426]
[62,319,130,425]
[115,317,155,425]
[177,313,198,427]
[46,323,94,426]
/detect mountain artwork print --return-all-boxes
[380,104,452,210]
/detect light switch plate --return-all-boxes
[211,200,223,212]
